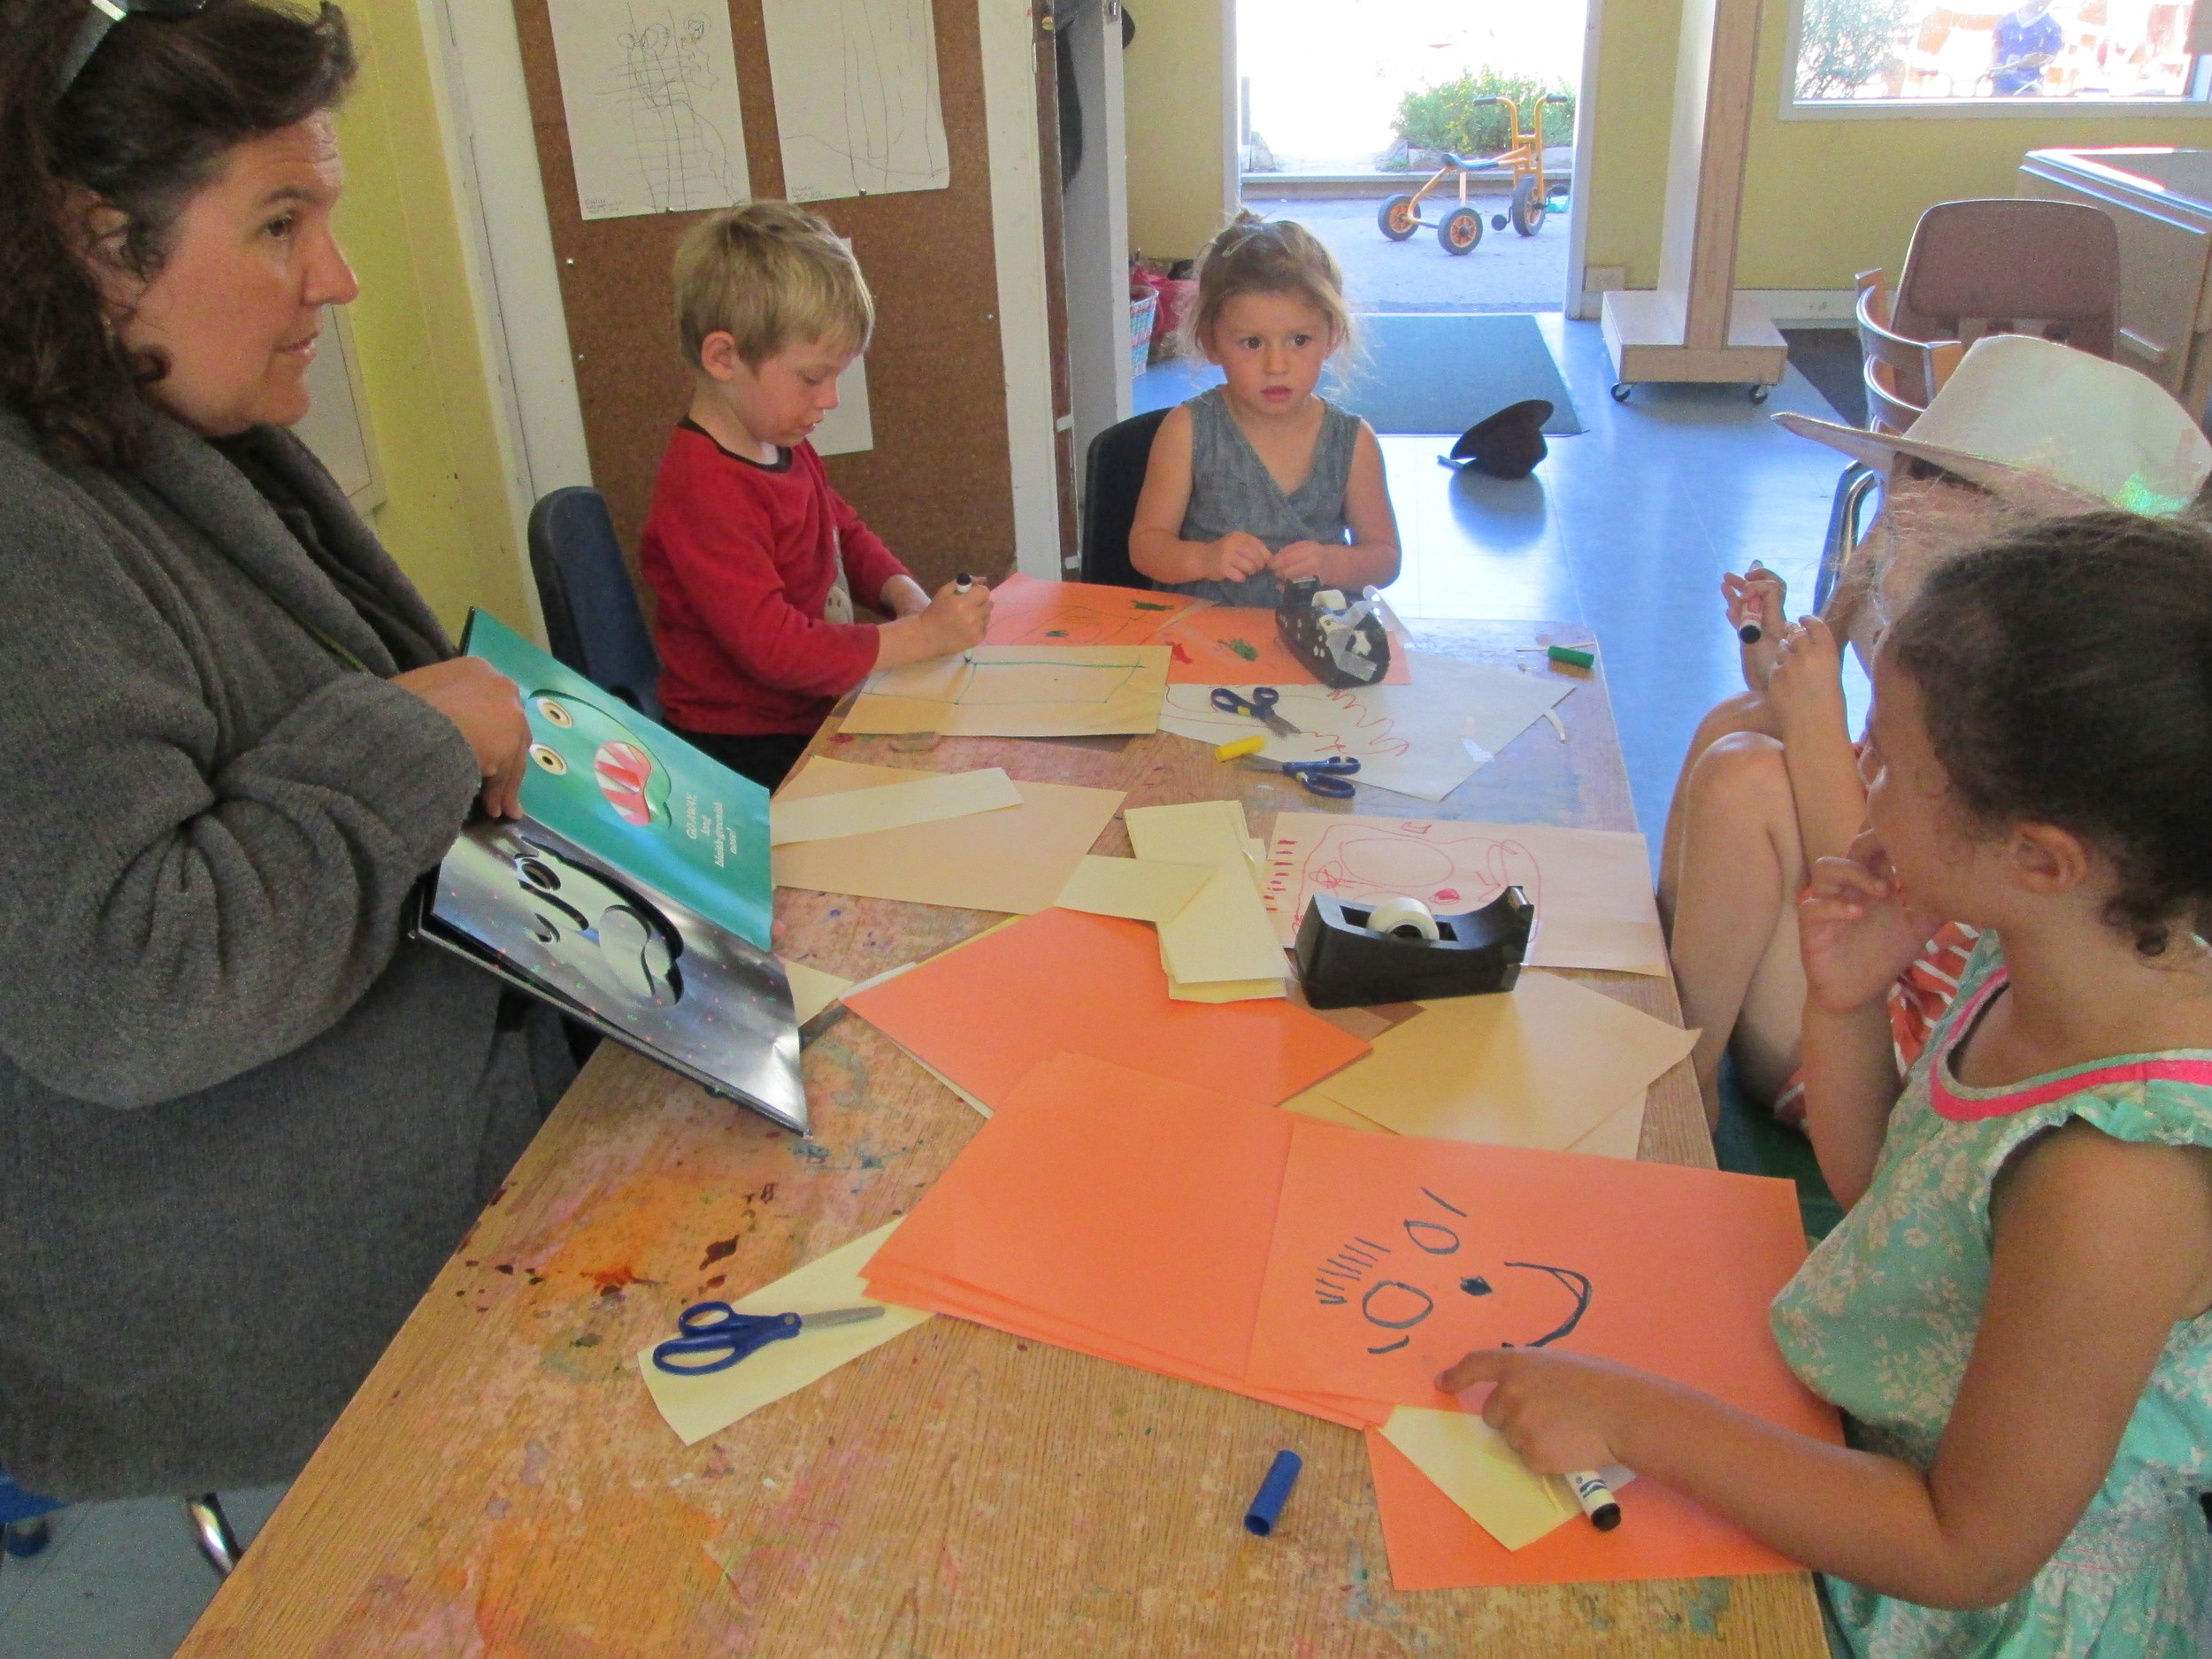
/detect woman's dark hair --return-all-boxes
[0,0,356,465]
[1886,510,2212,956]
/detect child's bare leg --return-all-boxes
[1667,732,1808,1126]
[1659,691,1781,932]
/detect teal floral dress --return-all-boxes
[1771,934,2212,1657]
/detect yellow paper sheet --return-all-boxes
[1126,801,1288,989]
[779,959,853,1025]
[639,1222,932,1447]
[1263,814,1669,976]
[1280,1089,1392,1133]
[772,757,1124,915]
[841,645,1171,738]
[1053,856,1212,925]
[770,765,1021,845]
[1379,1406,1581,1552]
[1302,974,1697,1151]
[1566,1090,1647,1161]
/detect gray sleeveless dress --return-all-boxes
[1167,387,1360,607]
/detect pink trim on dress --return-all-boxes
[1930,968,2212,1120]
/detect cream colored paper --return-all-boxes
[780,960,853,1025]
[772,758,1123,914]
[1264,814,1668,975]
[1053,856,1212,925]
[639,1222,931,1446]
[1126,801,1287,990]
[841,646,1171,738]
[1566,1091,1648,1161]
[1279,1089,1392,1133]
[770,766,1021,845]
[1379,1407,1581,1551]
[1302,974,1696,1151]
[1158,652,1574,803]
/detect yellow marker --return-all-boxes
[1215,735,1266,762]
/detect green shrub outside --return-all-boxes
[1795,0,1911,98]
[1392,69,1575,160]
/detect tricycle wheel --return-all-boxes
[1377,195,1419,242]
[1509,176,1547,236]
[1609,382,1633,403]
[1439,205,1482,256]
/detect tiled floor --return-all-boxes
[8,316,1864,1657]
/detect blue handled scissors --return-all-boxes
[1210,685,1301,737]
[1239,756,1360,799]
[651,1302,886,1376]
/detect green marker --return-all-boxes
[1547,643,1595,669]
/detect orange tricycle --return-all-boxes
[1377,94,1571,256]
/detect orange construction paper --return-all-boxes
[1159,606,1415,687]
[1364,1428,1809,1588]
[983,572,1205,647]
[862,1053,1385,1427]
[840,907,1369,1111]
[1246,1121,1839,1440]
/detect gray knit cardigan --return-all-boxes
[0,410,570,1501]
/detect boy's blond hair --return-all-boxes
[673,201,874,370]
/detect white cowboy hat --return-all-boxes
[1775,332,2212,517]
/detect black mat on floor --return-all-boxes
[1782,328,1865,429]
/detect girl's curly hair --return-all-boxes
[0,0,355,466]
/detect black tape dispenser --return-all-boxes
[1293,888,1534,1010]
[1277,579,1392,689]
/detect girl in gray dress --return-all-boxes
[1129,215,1399,607]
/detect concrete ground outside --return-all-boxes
[1240,192,1573,313]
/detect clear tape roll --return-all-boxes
[1366,895,1440,941]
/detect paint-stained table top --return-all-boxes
[177,619,1824,1658]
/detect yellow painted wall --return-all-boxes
[329,0,534,637]
[1583,0,2212,291]
[1125,0,1229,259]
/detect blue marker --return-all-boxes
[1244,1448,1303,1536]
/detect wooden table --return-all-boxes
[179,621,1824,1657]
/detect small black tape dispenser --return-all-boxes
[1277,579,1392,689]
[1294,888,1534,1010]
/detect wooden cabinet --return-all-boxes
[2019,147,2212,421]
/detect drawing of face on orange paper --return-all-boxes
[1302,821,1542,916]
[524,691,672,830]
[1314,1187,1592,1357]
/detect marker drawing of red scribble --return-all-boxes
[1323,690,1412,758]
[1300,824,1543,919]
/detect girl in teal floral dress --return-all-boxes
[1444,511,2212,1657]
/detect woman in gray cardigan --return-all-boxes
[0,0,572,1501]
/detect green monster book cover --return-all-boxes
[414,612,802,1133]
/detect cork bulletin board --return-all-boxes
[509,0,1020,596]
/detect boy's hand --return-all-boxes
[1271,540,1335,584]
[1206,532,1272,585]
[918,578,991,657]
[1768,616,1847,744]
[1436,1348,1647,1476]
[1799,831,1938,1014]
[1723,561,1787,695]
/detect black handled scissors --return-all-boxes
[1210,685,1301,737]
[651,1302,886,1376]
[1240,756,1360,799]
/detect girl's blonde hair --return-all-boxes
[673,201,874,370]
[1175,211,1352,362]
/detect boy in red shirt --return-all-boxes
[640,202,990,788]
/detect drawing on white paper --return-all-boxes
[761,0,951,203]
[548,0,751,222]
[1267,820,1547,933]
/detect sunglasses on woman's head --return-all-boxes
[55,0,212,103]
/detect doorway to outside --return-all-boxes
[1237,0,1588,315]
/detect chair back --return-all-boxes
[1855,272,1966,430]
[1892,199,2119,358]
[1079,408,1171,588]
[526,487,664,723]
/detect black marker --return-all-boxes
[1738,560,1766,644]
[1567,1469,1622,1532]
[955,572,974,595]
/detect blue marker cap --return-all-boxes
[1243,1448,1303,1536]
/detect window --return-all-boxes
[1788,0,2208,111]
